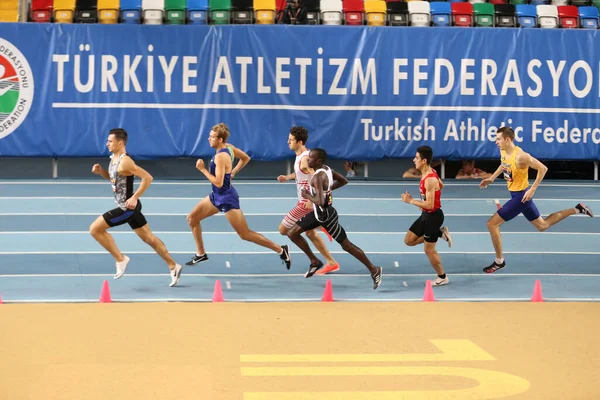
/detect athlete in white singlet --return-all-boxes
[277,126,340,274]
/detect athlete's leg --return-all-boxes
[226,209,281,252]
[89,216,125,262]
[133,224,177,270]
[287,218,322,267]
[405,215,425,246]
[187,196,219,256]
[528,201,581,232]
[306,229,337,266]
[487,213,506,260]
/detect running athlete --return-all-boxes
[401,146,452,287]
[286,148,382,289]
[277,126,340,275]
[185,123,291,268]
[89,128,183,287]
[480,126,593,273]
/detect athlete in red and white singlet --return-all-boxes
[277,126,340,274]
[401,146,452,287]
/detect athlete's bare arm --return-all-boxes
[118,157,154,209]
[300,172,327,206]
[480,165,504,189]
[230,144,251,178]
[517,151,547,202]
[402,177,436,209]
[91,164,110,181]
[331,170,348,191]
[196,152,231,188]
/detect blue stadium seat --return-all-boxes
[579,5,598,28]
[121,0,142,22]
[516,3,536,26]
[187,0,208,23]
[430,1,451,25]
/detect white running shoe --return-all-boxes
[169,264,183,287]
[114,256,130,279]
[432,276,449,286]
[440,226,453,248]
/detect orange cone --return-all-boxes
[531,280,544,302]
[212,280,224,302]
[322,279,334,302]
[99,280,112,303]
[423,280,435,302]
[0,295,3,304]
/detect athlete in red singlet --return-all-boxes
[401,146,452,287]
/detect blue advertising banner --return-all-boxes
[0,24,599,160]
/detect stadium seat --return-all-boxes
[510,0,527,5]
[364,0,385,25]
[97,0,119,22]
[53,0,76,22]
[75,0,97,22]
[430,1,450,26]
[551,0,568,6]
[536,4,558,27]
[187,0,208,23]
[473,2,494,26]
[142,0,164,22]
[30,0,53,22]
[320,0,342,24]
[490,0,507,5]
[343,0,364,24]
[231,0,252,22]
[408,0,430,25]
[579,5,598,28]
[210,0,230,23]
[304,0,320,23]
[452,2,473,26]
[386,0,408,25]
[165,0,186,23]
[557,5,578,27]
[495,3,515,26]
[516,3,536,26]
[254,0,275,23]
[530,0,549,5]
[0,0,19,22]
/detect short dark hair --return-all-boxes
[290,126,308,145]
[416,145,433,166]
[497,126,515,141]
[311,148,327,163]
[109,128,128,145]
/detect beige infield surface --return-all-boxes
[1,302,599,400]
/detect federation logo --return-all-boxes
[0,38,34,140]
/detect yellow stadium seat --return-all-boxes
[254,0,275,23]
[364,0,385,25]
[0,0,19,22]
[98,0,120,22]
[0,9,18,21]
[54,0,76,22]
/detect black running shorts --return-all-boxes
[102,200,147,230]
[408,209,444,243]
[296,206,347,244]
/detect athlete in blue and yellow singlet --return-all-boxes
[480,126,593,273]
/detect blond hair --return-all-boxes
[212,123,230,143]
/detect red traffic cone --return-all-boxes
[322,279,334,302]
[423,280,435,302]
[99,280,112,303]
[531,280,544,302]
[212,280,224,302]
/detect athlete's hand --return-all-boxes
[300,188,310,199]
[196,159,206,171]
[522,188,535,203]
[91,164,103,174]
[125,195,138,210]
[480,178,493,189]
[277,175,289,182]
[401,191,413,204]
[303,201,313,210]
